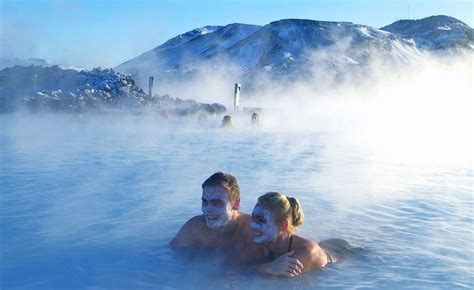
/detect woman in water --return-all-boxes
[249,192,349,277]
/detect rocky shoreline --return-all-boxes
[0,65,226,117]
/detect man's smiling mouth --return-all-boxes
[252,230,263,237]
[207,214,219,220]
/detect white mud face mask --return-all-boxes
[201,186,234,229]
[250,204,279,244]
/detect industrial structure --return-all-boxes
[233,83,240,111]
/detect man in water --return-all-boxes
[170,172,263,261]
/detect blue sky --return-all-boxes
[1,0,472,68]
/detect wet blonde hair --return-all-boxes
[258,192,304,233]
[202,172,240,207]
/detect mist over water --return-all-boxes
[166,52,473,168]
[1,52,473,289]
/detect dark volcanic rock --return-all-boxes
[0,65,227,116]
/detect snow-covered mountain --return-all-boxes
[115,15,472,88]
[116,24,261,75]
[381,15,473,50]
[211,19,418,71]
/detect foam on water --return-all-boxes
[1,114,473,289]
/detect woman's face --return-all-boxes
[250,203,280,244]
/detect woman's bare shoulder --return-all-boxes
[293,235,327,268]
[294,235,318,249]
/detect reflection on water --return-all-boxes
[1,114,472,289]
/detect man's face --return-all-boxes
[250,203,280,244]
[201,186,234,229]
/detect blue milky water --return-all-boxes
[1,114,473,289]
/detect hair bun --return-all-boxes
[287,196,304,227]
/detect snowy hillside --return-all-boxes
[115,15,472,88]
[214,19,418,71]
[116,23,261,75]
[381,15,474,50]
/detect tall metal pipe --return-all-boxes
[234,83,241,111]
[149,76,154,97]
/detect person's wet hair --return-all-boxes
[251,112,259,125]
[221,115,233,127]
[257,192,304,232]
[202,172,240,208]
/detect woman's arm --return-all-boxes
[248,250,304,277]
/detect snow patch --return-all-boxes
[437,26,452,31]
[357,26,373,38]
[197,27,215,35]
[341,56,358,64]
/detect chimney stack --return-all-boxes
[234,83,241,111]
[149,76,154,97]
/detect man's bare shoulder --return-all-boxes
[170,215,208,249]
[237,212,252,222]
[186,214,206,225]
[180,215,208,232]
[234,212,253,231]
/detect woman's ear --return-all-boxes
[232,198,240,210]
[280,219,289,232]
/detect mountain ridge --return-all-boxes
[116,15,472,80]
[380,15,473,50]
[117,16,469,88]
